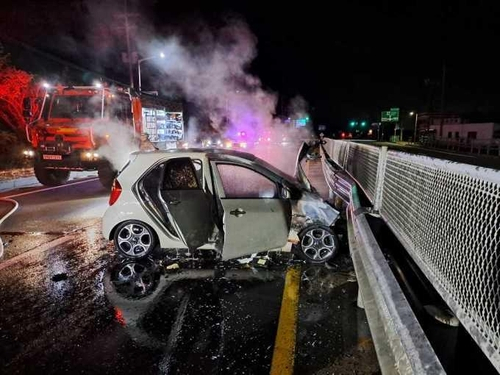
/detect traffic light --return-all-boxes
[361,121,366,127]
[350,121,356,127]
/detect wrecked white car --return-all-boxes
[102,145,340,263]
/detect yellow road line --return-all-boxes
[270,265,301,375]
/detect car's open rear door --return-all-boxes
[159,157,214,250]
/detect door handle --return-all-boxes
[230,208,246,217]
[169,200,180,205]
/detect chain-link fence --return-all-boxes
[324,139,500,372]
[344,143,380,202]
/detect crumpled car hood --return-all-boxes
[291,190,340,231]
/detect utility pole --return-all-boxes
[124,0,134,88]
[115,0,138,88]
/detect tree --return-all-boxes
[0,55,32,137]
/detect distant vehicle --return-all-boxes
[22,83,183,188]
[102,145,340,263]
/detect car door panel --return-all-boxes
[161,190,213,250]
[210,160,291,260]
[220,198,289,260]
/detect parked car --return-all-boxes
[102,144,340,263]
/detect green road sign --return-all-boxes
[381,108,400,122]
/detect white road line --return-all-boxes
[0,199,20,259]
[2,178,99,199]
[0,235,76,272]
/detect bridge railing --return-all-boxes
[323,138,500,372]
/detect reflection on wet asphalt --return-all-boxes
[0,241,285,374]
[296,262,379,375]
[0,226,379,374]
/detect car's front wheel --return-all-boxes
[114,221,157,258]
[296,225,339,264]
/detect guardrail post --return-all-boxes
[373,146,388,213]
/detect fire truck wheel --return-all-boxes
[98,163,117,189]
[34,163,70,186]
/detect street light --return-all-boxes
[138,52,165,92]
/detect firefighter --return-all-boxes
[139,133,158,151]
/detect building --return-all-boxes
[416,112,500,144]
[416,113,462,137]
[429,122,500,144]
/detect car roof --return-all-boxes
[130,148,258,162]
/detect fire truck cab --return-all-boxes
[24,84,183,188]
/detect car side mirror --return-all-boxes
[281,186,291,199]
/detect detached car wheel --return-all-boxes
[296,225,339,264]
[114,221,157,258]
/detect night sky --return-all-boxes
[1,0,500,131]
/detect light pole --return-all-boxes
[410,111,419,143]
[138,52,165,92]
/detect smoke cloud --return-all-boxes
[146,20,310,142]
[91,119,138,171]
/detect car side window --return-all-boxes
[216,164,278,198]
[192,159,203,186]
[163,158,200,190]
[143,162,165,189]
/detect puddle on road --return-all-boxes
[104,256,287,375]
[0,226,379,375]
[0,233,61,260]
[295,254,380,375]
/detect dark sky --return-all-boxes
[1,0,500,130]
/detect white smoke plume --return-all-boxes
[147,20,297,141]
[91,119,138,171]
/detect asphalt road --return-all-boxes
[0,146,379,375]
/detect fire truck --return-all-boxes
[23,83,183,188]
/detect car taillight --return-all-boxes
[109,179,122,206]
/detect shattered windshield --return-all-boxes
[49,95,103,119]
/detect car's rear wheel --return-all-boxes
[114,221,157,258]
[296,225,338,264]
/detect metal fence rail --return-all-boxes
[320,147,445,374]
[323,138,500,372]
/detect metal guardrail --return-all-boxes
[323,138,500,373]
[320,145,445,374]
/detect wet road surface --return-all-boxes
[0,146,379,374]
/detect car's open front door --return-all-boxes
[159,157,214,250]
[210,161,291,260]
